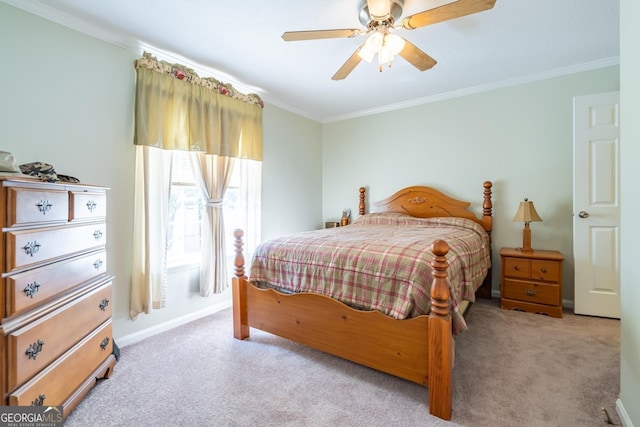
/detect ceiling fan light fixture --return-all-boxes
[385,33,405,56]
[360,31,405,69]
[365,31,384,51]
[358,45,376,62]
[378,45,393,67]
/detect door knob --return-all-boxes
[578,211,589,218]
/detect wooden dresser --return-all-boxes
[0,177,115,416]
[500,247,564,318]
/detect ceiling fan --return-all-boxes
[282,0,496,80]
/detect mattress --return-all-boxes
[249,212,491,334]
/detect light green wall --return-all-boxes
[0,2,321,342]
[322,66,620,302]
[262,104,323,239]
[620,0,640,425]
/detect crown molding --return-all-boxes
[323,56,620,123]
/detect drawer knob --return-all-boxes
[25,339,45,360]
[86,200,97,212]
[36,200,53,215]
[99,298,110,311]
[100,337,111,350]
[24,281,42,298]
[540,267,547,274]
[524,289,537,297]
[31,394,46,406]
[513,265,520,271]
[23,241,41,257]
[93,230,103,240]
[94,259,104,270]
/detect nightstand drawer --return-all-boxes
[503,279,560,306]
[503,257,531,279]
[530,259,561,282]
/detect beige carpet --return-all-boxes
[65,299,620,427]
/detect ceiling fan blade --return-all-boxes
[401,0,496,30]
[367,0,392,20]
[282,29,362,41]
[398,39,437,71]
[332,47,364,81]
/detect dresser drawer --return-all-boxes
[502,256,531,279]
[70,191,107,222]
[5,250,107,317]
[8,320,113,407]
[503,279,560,306]
[5,223,106,272]
[6,282,112,391]
[6,187,69,227]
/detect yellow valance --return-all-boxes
[133,52,263,161]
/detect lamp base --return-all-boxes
[521,223,533,252]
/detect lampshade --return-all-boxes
[512,198,542,224]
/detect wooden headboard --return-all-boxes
[358,181,493,234]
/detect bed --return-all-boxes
[231,181,493,420]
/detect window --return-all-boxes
[167,151,202,267]
[167,151,261,276]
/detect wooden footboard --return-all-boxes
[232,230,454,420]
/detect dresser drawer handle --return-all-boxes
[23,241,41,257]
[36,200,53,215]
[540,268,547,274]
[99,298,110,311]
[93,230,103,240]
[25,339,45,360]
[94,259,104,270]
[513,265,520,271]
[100,337,111,350]
[524,289,537,297]
[24,281,42,298]
[31,394,46,406]
[86,200,97,212]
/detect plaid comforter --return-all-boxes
[249,213,491,334]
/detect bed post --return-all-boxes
[428,239,453,420]
[232,229,250,339]
[482,181,493,237]
[476,181,494,299]
[358,187,366,216]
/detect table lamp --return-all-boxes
[512,198,542,252]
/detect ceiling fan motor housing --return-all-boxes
[358,0,404,26]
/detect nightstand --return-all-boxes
[500,247,564,318]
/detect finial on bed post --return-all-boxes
[233,229,246,279]
[481,181,493,239]
[430,240,451,317]
[359,187,366,216]
[483,181,493,218]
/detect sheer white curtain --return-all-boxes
[232,159,262,265]
[130,145,173,319]
[190,153,236,296]
[131,52,263,319]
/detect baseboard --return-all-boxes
[116,299,233,347]
[617,398,634,427]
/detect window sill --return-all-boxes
[167,261,200,274]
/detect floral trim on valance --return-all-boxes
[134,52,264,108]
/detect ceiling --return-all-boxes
[5,0,619,122]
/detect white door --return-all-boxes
[573,91,620,318]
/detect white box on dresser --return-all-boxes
[0,176,116,417]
